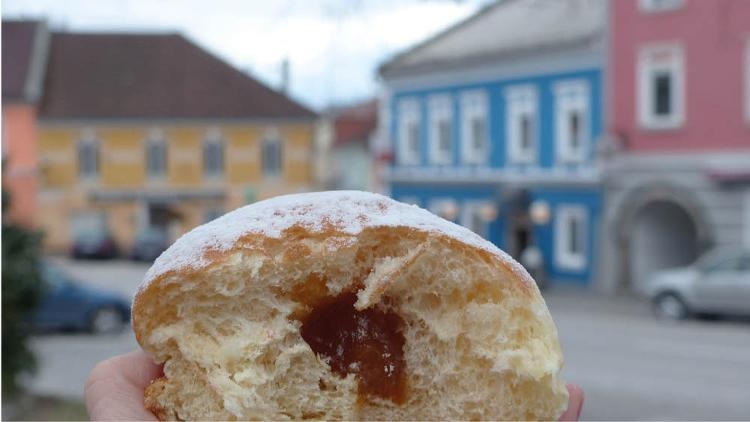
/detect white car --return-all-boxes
[644,249,750,320]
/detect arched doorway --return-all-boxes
[629,200,699,291]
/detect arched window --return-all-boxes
[78,130,99,180]
[203,128,224,177]
[262,130,282,177]
[146,129,167,179]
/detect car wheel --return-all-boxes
[653,293,689,320]
[90,307,124,335]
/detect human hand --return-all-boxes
[559,383,585,421]
[85,350,584,421]
[85,350,160,421]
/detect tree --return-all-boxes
[2,187,45,396]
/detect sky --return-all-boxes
[3,0,486,110]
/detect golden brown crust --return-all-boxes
[144,377,174,421]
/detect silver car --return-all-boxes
[644,249,750,320]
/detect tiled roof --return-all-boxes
[2,20,47,101]
[39,32,316,119]
[333,99,377,147]
[379,0,605,78]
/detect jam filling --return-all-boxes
[300,291,407,404]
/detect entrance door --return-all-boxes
[508,212,531,260]
[147,204,182,240]
[629,200,699,291]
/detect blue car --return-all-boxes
[30,263,131,334]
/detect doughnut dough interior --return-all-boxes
[132,191,568,420]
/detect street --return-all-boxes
[30,258,750,420]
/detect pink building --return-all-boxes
[600,0,750,293]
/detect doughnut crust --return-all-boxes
[132,191,568,420]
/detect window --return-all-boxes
[202,129,224,177]
[146,130,167,179]
[77,131,99,180]
[428,95,452,165]
[555,80,589,163]
[555,205,587,270]
[397,99,420,165]
[505,85,537,164]
[744,192,750,248]
[461,91,489,164]
[638,44,685,129]
[262,133,283,177]
[638,0,684,13]
[703,253,747,273]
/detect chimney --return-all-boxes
[280,58,290,94]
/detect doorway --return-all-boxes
[629,200,699,291]
[508,212,531,260]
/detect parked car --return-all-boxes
[29,262,131,334]
[644,249,750,320]
[71,231,118,259]
[131,228,169,262]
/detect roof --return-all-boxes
[332,99,377,147]
[39,32,316,120]
[379,0,605,78]
[2,20,48,102]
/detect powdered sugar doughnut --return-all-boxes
[132,191,568,420]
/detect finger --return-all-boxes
[558,383,584,421]
[85,350,163,421]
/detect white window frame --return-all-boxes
[460,201,492,240]
[505,85,538,164]
[202,128,224,178]
[262,128,283,178]
[428,95,453,165]
[554,80,590,164]
[146,128,167,181]
[77,129,99,181]
[460,90,489,165]
[638,43,685,130]
[397,99,421,165]
[555,205,587,271]
[638,0,684,13]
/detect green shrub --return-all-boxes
[2,189,45,396]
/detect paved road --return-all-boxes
[30,258,750,419]
[549,293,750,420]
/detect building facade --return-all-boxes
[2,21,49,227]
[36,32,317,252]
[599,0,750,293]
[330,99,378,192]
[379,0,606,286]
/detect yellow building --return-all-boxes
[37,32,317,252]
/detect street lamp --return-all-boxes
[529,200,551,225]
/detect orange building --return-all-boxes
[2,20,49,227]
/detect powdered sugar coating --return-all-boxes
[138,191,532,293]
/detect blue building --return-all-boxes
[377,0,606,286]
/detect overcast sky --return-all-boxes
[3,0,486,110]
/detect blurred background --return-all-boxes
[2,0,749,419]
